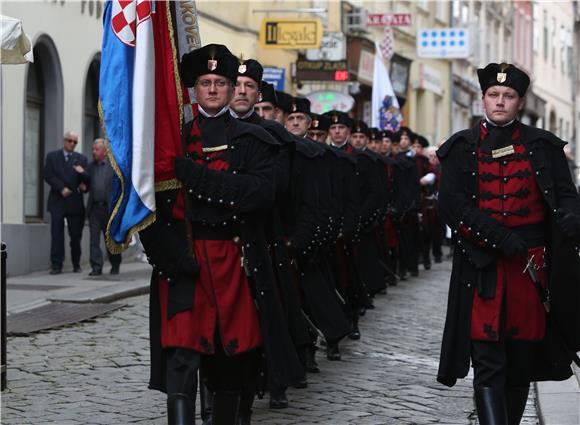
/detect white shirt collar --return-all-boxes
[331,138,349,149]
[230,108,255,120]
[198,104,230,118]
[484,115,516,128]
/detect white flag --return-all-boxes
[371,42,402,131]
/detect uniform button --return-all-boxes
[471,151,476,156]
[232,171,237,174]
[279,263,283,267]
[536,171,540,175]
[233,215,237,220]
[544,189,549,194]
[245,243,251,248]
[219,199,223,203]
[166,198,171,203]
[472,195,476,199]
[502,161,507,166]
[260,291,264,296]
[197,194,202,199]
[207,197,212,202]
[253,267,258,272]
[484,238,488,243]
[205,156,210,161]
[553,209,557,213]
[167,277,171,283]
[502,212,508,217]
[503,177,508,182]
[529,151,533,155]
[222,222,227,226]
[492,243,497,248]
[472,172,476,176]
[230,201,235,206]
[189,189,193,194]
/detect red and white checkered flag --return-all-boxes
[380,27,395,62]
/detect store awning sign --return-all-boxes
[260,18,322,49]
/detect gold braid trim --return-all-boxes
[202,145,228,153]
[155,179,182,192]
[98,100,156,255]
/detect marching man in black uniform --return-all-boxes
[141,44,303,425]
[437,62,580,425]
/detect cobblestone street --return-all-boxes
[2,260,539,424]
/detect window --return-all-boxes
[532,3,540,54]
[435,0,446,22]
[452,0,461,25]
[552,17,556,67]
[543,11,548,61]
[83,57,103,159]
[24,56,45,220]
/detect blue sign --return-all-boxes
[263,67,285,91]
[416,27,469,59]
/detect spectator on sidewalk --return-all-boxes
[87,138,121,276]
[44,131,89,274]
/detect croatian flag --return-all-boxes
[100,0,156,252]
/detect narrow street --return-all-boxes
[2,260,539,424]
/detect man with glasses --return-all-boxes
[44,131,89,274]
[143,44,302,425]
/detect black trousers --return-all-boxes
[89,204,121,271]
[398,214,420,274]
[50,210,84,269]
[471,340,537,389]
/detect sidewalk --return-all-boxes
[6,260,151,316]
[536,362,580,425]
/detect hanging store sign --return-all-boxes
[306,32,347,61]
[259,18,323,49]
[296,59,349,81]
[367,13,412,27]
[417,27,470,59]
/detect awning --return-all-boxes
[1,15,33,64]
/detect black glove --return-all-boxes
[174,156,201,184]
[556,209,580,238]
[498,231,528,257]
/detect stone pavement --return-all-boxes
[2,260,541,425]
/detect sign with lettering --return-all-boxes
[296,59,349,81]
[306,32,347,61]
[367,13,412,27]
[259,18,322,49]
[263,67,286,91]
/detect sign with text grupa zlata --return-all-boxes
[260,18,322,49]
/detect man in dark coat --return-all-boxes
[141,44,303,425]
[437,62,580,425]
[44,131,89,274]
[230,62,310,411]
[86,138,121,276]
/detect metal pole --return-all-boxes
[1,242,7,391]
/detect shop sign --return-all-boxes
[367,13,411,27]
[306,32,347,61]
[296,59,349,81]
[263,67,285,91]
[306,90,355,114]
[418,64,443,96]
[357,50,374,85]
[417,28,469,59]
[260,18,322,49]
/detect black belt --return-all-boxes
[510,223,546,247]
[93,201,108,207]
[190,223,239,240]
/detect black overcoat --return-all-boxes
[436,121,580,387]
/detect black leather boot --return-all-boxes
[507,385,529,425]
[269,387,288,409]
[474,386,508,425]
[167,393,193,425]
[326,340,341,361]
[212,392,240,425]
[239,390,255,424]
[200,382,213,425]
